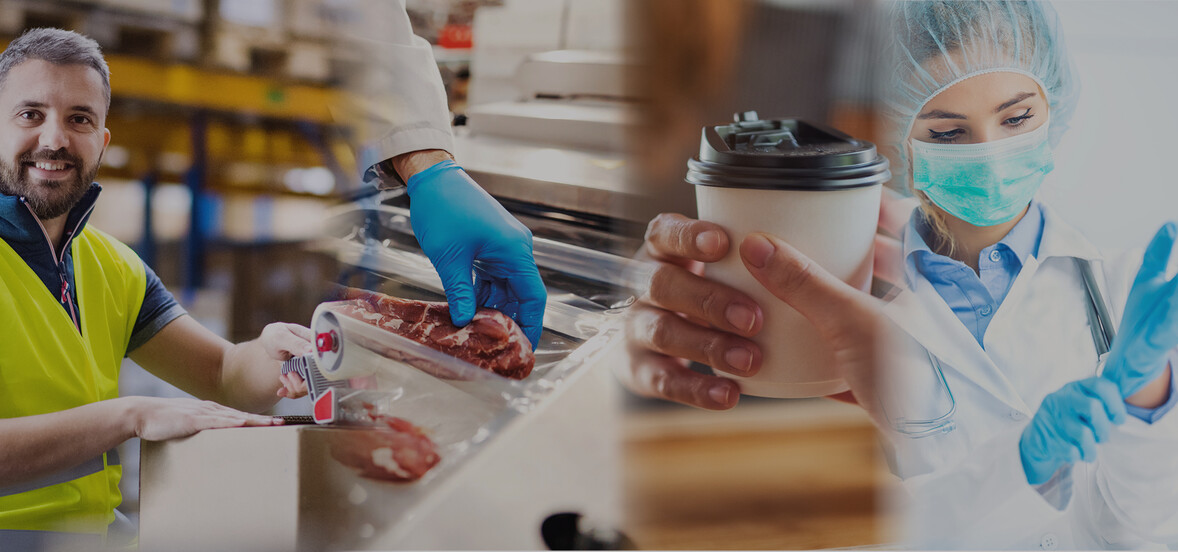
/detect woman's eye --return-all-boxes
[1004,108,1033,126]
[928,128,963,143]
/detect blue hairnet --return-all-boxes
[882,0,1079,184]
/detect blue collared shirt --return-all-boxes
[902,201,1176,422]
[903,202,1044,347]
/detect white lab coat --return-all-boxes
[880,204,1178,549]
[329,0,455,180]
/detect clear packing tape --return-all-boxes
[311,300,599,415]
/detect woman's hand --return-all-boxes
[1103,222,1178,404]
[737,232,888,415]
[621,212,894,413]
[622,213,765,410]
[1019,377,1127,485]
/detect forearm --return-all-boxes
[389,149,454,184]
[219,339,284,413]
[1125,363,1172,409]
[0,399,136,488]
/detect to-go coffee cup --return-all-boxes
[686,112,890,398]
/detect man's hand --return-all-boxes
[399,155,546,349]
[1019,377,1127,485]
[126,396,282,442]
[623,213,764,410]
[258,322,314,399]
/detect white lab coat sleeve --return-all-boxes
[1093,362,1178,542]
[894,428,1066,548]
[1086,250,1178,542]
[331,0,455,179]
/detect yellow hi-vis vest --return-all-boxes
[0,225,145,538]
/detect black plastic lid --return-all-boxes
[686,112,890,191]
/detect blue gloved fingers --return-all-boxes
[474,268,525,325]
[507,263,547,350]
[1044,393,1097,463]
[1057,412,1099,462]
[1133,222,1178,290]
[1113,275,1178,395]
[1104,224,1178,397]
[435,253,478,327]
[475,275,494,309]
[1075,426,1098,462]
[1076,398,1112,445]
[1076,377,1128,428]
[1021,425,1065,485]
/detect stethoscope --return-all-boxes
[886,258,1115,438]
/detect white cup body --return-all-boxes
[695,184,881,398]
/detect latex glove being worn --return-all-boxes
[407,159,546,349]
[1019,377,1127,485]
[1103,222,1178,398]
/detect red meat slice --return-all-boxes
[333,288,535,380]
[327,412,440,483]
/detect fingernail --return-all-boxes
[708,385,732,407]
[696,231,721,256]
[725,347,753,373]
[743,234,775,269]
[725,303,757,333]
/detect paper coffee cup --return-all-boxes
[686,113,889,398]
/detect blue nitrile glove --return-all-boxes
[1019,377,1127,485]
[1102,222,1178,398]
[407,159,546,349]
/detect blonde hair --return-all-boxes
[914,190,959,257]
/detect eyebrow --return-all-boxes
[16,100,98,115]
[916,91,1039,121]
[994,92,1036,113]
[916,109,966,120]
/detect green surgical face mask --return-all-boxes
[911,120,1053,227]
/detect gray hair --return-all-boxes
[0,28,111,111]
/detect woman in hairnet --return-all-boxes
[878,0,1178,547]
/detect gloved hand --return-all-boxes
[1019,377,1127,485]
[407,159,546,349]
[1103,222,1178,397]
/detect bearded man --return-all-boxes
[0,28,308,549]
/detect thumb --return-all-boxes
[738,233,870,339]
[286,323,314,342]
[435,254,477,327]
[282,324,315,356]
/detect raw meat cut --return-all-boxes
[332,287,535,380]
[328,407,440,483]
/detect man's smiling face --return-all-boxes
[0,58,110,220]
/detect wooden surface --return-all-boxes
[621,400,893,550]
